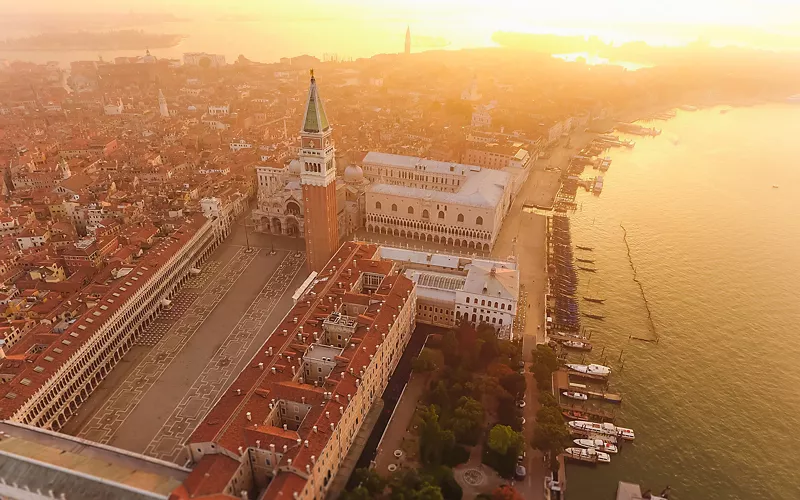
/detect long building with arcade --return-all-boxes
[170,241,417,500]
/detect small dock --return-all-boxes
[553,370,616,421]
[586,390,623,404]
[560,402,616,422]
[549,333,588,343]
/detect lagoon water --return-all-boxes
[565,104,800,500]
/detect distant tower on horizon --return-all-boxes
[299,70,339,272]
[405,26,411,55]
[158,89,169,118]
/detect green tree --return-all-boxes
[414,484,445,500]
[422,465,463,500]
[451,396,484,445]
[441,330,461,367]
[535,405,564,428]
[341,486,373,500]
[429,380,452,410]
[350,467,385,495]
[531,363,554,390]
[538,390,559,408]
[530,344,559,390]
[531,345,559,373]
[413,348,442,373]
[388,469,445,500]
[487,424,524,456]
[499,372,527,399]
[418,405,456,466]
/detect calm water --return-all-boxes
[565,104,800,500]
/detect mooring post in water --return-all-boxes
[600,346,605,358]
[618,349,624,362]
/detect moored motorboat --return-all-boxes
[583,313,605,320]
[566,363,611,376]
[574,438,618,454]
[562,391,589,401]
[576,258,595,263]
[568,420,635,440]
[576,246,593,251]
[578,266,597,273]
[564,447,611,463]
[561,410,598,421]
[583,296,605,303]
[562,340,592,351]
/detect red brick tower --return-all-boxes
[300,70,340,272]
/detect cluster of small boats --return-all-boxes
[615,122,661,136]
[550,215,581,333]
[569,420,635,441]
[565,421,636,465]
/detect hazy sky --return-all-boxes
[3,0,799,26]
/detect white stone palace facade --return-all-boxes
[363,153,512,251]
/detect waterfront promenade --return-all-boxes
[491,132,594,499]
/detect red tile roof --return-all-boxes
[0,214,211,418]
[180,241,416,500]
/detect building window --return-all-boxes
[408,206,414,215]
[438,211,445,219]
[466,297,470,304]
[476,216,484,225]
[422,209,429,219]
[481,300,486,306]
[392,204,398,212]
[501,304,505,310]
[457,213,464,223]
[376,201,382,210]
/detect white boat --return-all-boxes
[564,447,611,463]
[574,438,618,454]
[568,420,635,441]
[593,176,604,193]
[563,340,591,351]
[566,363,611,377]
[562,391,589,401]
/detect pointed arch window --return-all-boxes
[408,206,414,215]
[375,201,382,210]
[391,204,398,212]
[476,216,484,225]
[438,211,445,219]
[457,213,464,223]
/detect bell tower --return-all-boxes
[299,70,339,272]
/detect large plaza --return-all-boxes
[62,220,310,464]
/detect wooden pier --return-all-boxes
[560,402,616,422]
[586,390,623,404]
[554,369,617,421]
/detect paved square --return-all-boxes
[69,228,311,460]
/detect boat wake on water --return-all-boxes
[621,224,659,342]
